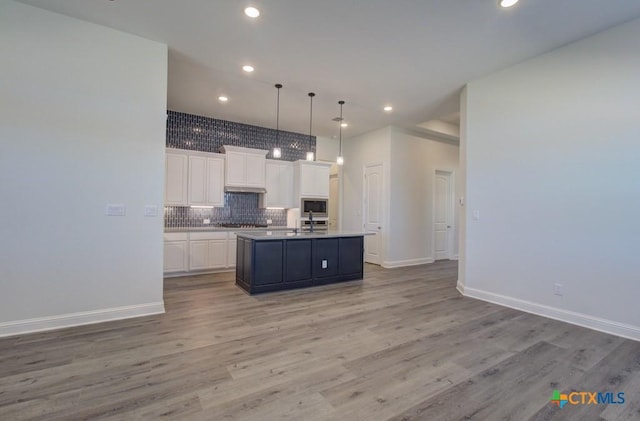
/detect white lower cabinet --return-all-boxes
[164,231,237,275]
[163,233,188,273]
[227,233,237,268]
[189,232,228,271]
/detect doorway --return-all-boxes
[364,163,383,265]
[434,170,454,260]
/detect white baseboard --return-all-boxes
[0,302,165,338]
[462,287,640,342]
[456,280,465,295]
[382,257,434,269]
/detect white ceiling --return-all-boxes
[16,0,640,139]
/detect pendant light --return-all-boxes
[306,92,316,161]
[336,100,345,165]
[273,83,283,159]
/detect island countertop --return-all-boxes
[236,230,373,240]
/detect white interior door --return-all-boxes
[434,170,453,260]
[364,163,383,265]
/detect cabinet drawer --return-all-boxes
[164,232,188,241]
[190,231,228,241]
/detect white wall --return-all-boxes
[417,120,460,138]
[388,128,459,267]
[0,1,168,336]
[461,18,640,340]
[315,136,339,163]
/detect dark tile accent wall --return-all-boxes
[165,110,309,228]
[165,193,287,228]
[166,110,315,161]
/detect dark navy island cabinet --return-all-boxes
[235,234,364,294]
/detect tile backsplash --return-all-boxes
[165,110,310,228]
[166,110,315,161]
[165,194,286,228]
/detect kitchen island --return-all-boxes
[235,231,369,294]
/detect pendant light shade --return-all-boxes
[273,84,283,159]
[337,100,345,165]
[307,92,316,161]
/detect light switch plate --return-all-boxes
[144,205,158,217]
[322,260,328,269]
[106,204,126,216]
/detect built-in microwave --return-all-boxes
[300,198,328,218]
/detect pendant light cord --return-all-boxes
[338,100,345,155]
[308,93,315,143]
[275,84,282,144]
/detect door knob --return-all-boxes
[447,225,451,228]
[378,226,381,230]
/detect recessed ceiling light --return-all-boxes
[244,6,260,18]
[218,96,228,102]
[383,105,393,112]
[499,0,519,8]
[242,65,254,73]
[341,122,348,128]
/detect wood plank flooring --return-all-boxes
[1,261,639,420]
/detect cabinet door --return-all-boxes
[299,164,316,197]
[209,240,227,269]
[188,155,207,205]
[227,239,237,267]
[165,153,188,205]
[285,239,312,282]
[253,241,284,285]
[245,154,265,187]
[264,161,281,207]
[189,240,209,270]
[206,156,225,207]
[314,165,330,198]
[164,241,187,272]
[226,152,246,186]
[281,163,294,208]
[338,237,364,275]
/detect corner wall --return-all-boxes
[0,1,168,336]
[461,18,640,340]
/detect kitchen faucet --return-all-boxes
[308,210,314,233]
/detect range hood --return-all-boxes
[224,186,266,194]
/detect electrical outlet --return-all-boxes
[266,219,273,225]
[553,283,563,296]
[203,218,210,225]
[322,260,328,269]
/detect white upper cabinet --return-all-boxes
[294,161,331,199]
[165,149,188,205]
[221,145,268,190]
[262,160,294,208]
[188,152,225,207]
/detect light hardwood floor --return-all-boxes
[1,261,639,420]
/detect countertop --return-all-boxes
[165,226,290,233]
[236,230,374,240]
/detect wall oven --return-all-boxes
[301,219,328,232]
[300,198,328,218]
